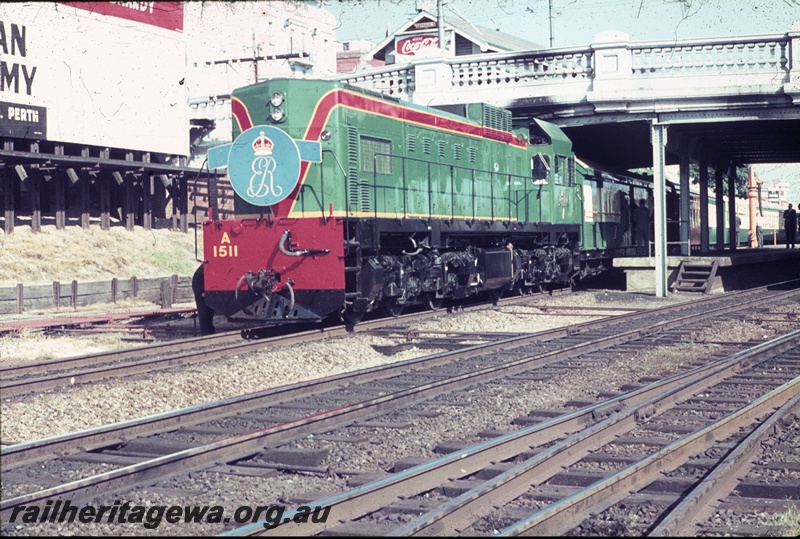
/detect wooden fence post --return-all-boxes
[53,281,61,308]
[160,280,172,308]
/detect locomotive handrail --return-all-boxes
[319,149,348,223]
[278,230,330,257]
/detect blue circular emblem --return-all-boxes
[227,126,301,206]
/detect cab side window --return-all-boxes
[554,155,575,186]
[531,153,550,185]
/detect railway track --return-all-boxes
[1,283,783,468]
[0,290,578,397]
[0,306,196,336]
[233,328,800,536]
[1,282,798,535]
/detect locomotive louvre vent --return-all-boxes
[483,104,511,132]
[406,134,416,152]
[454,143,462,160]
[467,103,511,133]
[346,125,362,212]
[468,146,477,163]
[422,136,432,155]
[438,140,446,159]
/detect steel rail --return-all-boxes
[498,377,800,536]
[0,306,196,335]
[225,329,800,536]
[3,286,795,523]
[648,387,800,536]
[0,293,637,468]
[391,328,800,536]
[0,289,569,393]
[3,277,793,390]
[4,283,792,471]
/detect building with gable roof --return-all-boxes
[364,9,540,67]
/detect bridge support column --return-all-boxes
[651,122,668,298]
[679,155,690,255]
[699,158,710,253]
[728,166,737,250]
[715,169,725,251]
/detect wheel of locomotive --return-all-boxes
[488,287,505,306]
[340,305,365,326]
[424,292,444,311]
[513,281,533,296]
[191,265,216,335]
[380,297,404,317]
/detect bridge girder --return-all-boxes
[525,106,800,172]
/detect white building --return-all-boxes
[185,1,337,165]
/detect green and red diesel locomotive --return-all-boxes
[192,78,656,334]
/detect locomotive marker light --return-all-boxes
[207,125,321,207]
[270,92,284,107]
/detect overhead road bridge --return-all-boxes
[337,25,800,296]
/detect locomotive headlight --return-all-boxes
[270,107,284,122]
[270,92,284,107]
[320,130,331,141]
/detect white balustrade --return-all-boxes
[335,28,799,111]
[631,38,789,79]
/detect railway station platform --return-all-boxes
[611,246,800,294]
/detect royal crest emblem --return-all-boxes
[251,131,274,156]
[208,125,322,207]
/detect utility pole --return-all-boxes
[252,33,260,83]
[549,0,554,47]
[438,0,446,50]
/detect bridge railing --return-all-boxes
[630,36,790,78]
[336,29,799,108]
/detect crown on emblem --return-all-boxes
[252,131,274,155]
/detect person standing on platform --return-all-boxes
[634,198,651,255]
[756,212,764,248]
[735,215,742,246]
[784,204,797,249]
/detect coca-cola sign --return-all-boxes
[396,34,441,56]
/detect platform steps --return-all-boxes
[672,260,720,293]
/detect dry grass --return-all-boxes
[0,225,202,287]
[763,504,800,537]
[0,329,141,364]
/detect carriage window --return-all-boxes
[360,136,393,175]
[531,153,550,185]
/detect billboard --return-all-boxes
[394,30,453,61]
[0,2,188,155]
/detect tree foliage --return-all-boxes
[689,163,750,198]
[630,164,750,198]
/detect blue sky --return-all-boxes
[321,0,800,47]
